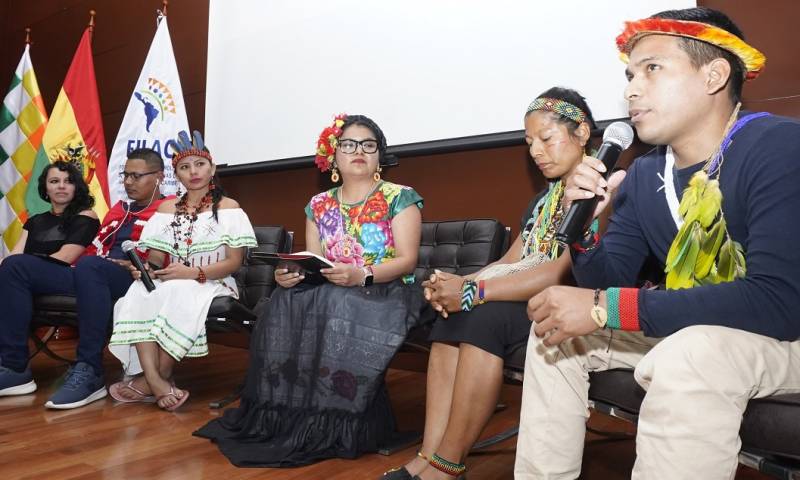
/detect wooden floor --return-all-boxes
[0,337,771,480]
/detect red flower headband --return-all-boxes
[315,114,347,172]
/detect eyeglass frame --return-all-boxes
[119,170,160,182]
[337,138,380,155]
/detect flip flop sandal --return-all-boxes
[109,379,156,403]
[157,386,190,412]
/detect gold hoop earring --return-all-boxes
[330,167,340,183]
[373,165,382,182]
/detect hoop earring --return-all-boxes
[330,167,340,183]
[374,165,382,182]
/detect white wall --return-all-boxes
[206,0,694,166]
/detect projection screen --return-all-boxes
[206,0,694,168]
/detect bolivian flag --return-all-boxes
[25,27,110,219]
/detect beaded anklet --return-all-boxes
[430,453,466,476]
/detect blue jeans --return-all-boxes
[74,256,134,375]
[0,254,132,375]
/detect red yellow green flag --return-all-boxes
[0,44,48,254]
[25,27,110,219]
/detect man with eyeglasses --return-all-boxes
[0,148,174,409]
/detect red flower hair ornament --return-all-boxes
[315,114,347,172]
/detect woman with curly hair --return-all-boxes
[197,114,424,467]
[0,160,99,396]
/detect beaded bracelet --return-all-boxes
[461,280,478,312]
[477,279,487,305]
[197,267,207,284]
[430,453,466,476]
[571,219,601,253]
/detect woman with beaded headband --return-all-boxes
[107,130,256,412]
[381,87,597,480]
[196,114,424,466]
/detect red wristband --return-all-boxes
[477,279,486,304]
[618,288,640,331]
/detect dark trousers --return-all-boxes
[74,256,134,375]
[0,254,132,375]
[0,254,76,372]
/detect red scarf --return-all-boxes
[84,196,175,257]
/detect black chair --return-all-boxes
[29,225,291,369]
[587,369,800,479]
[206,225,292,334]
[379,219,510,455]
[402,219,510,354]
[499,348,800,478]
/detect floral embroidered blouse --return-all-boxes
[304,181,423,269]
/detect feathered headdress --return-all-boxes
[172,130,213,168]
[616,18,766,80]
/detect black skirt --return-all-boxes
[428,301,531,358]
[195,280,422,467]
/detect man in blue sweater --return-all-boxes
[515,7,800,479]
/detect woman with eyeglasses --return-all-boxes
[0,161,98,397]
[197,114,424,467]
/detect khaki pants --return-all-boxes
[514,325,800,480]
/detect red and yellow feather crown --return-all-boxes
[616,18,766,80]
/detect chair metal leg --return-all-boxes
[586,426,635,440]
[28,329,73,364]
[471,425,519,451]
[209,383,244,409]
[377,430,423,456]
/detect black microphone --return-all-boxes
[555,121,635,246]
[122,240,156,292]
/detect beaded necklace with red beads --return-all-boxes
[170,190,213,266]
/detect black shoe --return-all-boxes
[380,466,413,480]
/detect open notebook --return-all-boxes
[250,251,334,285]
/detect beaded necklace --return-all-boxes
[170,190,213,266]
[521,180,565,261]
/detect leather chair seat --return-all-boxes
[207,296,257,322]
[588,369,800,462]
[34,294,79,315]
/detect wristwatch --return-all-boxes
[590,288,607,328]
[361,266,374,287]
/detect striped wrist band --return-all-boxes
[605,287,640,331]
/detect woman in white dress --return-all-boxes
[108,130,256,411]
